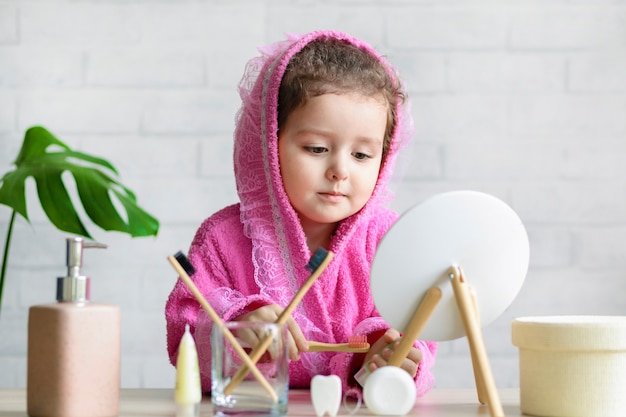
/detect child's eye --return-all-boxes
[305,146,327,154]
[352,152,372,160]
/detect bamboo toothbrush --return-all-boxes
[307,335,369,353]
[167,252,278,403]
[224,247,334,396]
[387,285,442,367]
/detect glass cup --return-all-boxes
[211,321,289,417]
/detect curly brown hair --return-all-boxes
[278,38,405,161]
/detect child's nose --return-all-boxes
[327,157,349,181]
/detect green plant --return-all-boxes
[0,126,159,317]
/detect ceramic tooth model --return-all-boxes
[311,375,342,417]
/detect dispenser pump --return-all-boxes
[56,237,107,303]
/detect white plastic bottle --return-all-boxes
[27,237,120,417]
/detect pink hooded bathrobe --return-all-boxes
[165,30,437,395]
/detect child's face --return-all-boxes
[278,92,388,231]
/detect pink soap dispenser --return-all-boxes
[27,237,121,417]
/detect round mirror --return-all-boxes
[371,191,529,341]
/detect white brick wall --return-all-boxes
[1,0,625,391]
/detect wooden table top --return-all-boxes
[0,387,523,416]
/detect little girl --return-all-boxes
[165,30,437,396]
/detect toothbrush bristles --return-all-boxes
[347,335,369,349]
[305,247,330,272]
[174,251,195,275]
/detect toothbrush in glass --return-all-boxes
[167,252,278,403]
[224,247,334,395]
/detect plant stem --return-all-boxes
[0,210,17,319]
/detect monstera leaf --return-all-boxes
[0,126,159,237]
[0,126,159,316]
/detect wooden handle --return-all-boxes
[224,251,334,395]
[307,341,370,353]
[276,251,334,326]
[388,286,442,367]
[167,256,278,403]
[468,287,487,405]
[449,266,504,417]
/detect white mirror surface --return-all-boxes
[371,191,529,341]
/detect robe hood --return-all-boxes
[233,30,413,309]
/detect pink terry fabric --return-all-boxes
[165,30,437,396]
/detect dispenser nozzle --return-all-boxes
[57,237,107,303]
[66,237,107,278]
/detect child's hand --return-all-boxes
[363,328,422,378]
[234,304,307,361]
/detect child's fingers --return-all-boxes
[376,344,421,378]
[383,328,401,343]
[234,327,262,349]
[401,357,419,378]
[285,331,300,361]
[369,354,384,370]
[406,347,422,365]
[285,316,306,360]
[255,307,301,361]
[380,343,396,361]
[401,346,421,378]
[235,304,281,322]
